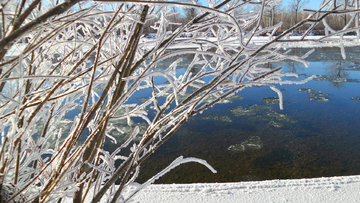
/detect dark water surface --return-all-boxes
[130,47,360,184]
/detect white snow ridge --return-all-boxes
[129,175,360,203]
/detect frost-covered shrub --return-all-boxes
[0,0,359,202]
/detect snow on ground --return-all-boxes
[6,36,360,57]
[131,175,360,203]
[148,36,360,49]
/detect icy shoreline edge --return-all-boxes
[130,175,360,202]
[7,36,360,58]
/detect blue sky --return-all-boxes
[198,0,324,10]
[282,0,323,10]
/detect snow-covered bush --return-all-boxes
[0,0,359,202]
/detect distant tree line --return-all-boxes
[260,0,354,32]
[143,0,356,35]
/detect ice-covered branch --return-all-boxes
[1,0,359,202]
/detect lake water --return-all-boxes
[128,47,360,184]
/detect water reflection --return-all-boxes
[309,61,360,88]
[284,61,306,73]
[327,61,349,88]
[313,74,358,84]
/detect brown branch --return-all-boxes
[12,0,42,32]
[14,140,21,185]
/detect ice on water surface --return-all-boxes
[298,88,329,102]
[229,106,256,116]
[229,99,296,127]
[228,136,263,152]
[307,96,329,102]
[266,110,296,123]
[298,88,315,93]
[261,97,288,108]
[200,115,233,122]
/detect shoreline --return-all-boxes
[128,175,360,202]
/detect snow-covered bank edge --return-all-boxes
[129,175,360,202]
[7,36,360,58]
[154,36,360,50]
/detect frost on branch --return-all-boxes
[0,0,359,202]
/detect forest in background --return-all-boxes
[143,0,355,34]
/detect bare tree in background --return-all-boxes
[184,0,200,21]
[290,0,309,25]
[270,1,282,26]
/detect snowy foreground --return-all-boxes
[74,175,360,202]
[129,175,360,203]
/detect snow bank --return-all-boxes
[131,175,360,203]
[160,36,360,49]
[7,36,360,58]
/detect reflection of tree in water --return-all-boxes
[353,62,360,70]
[314,61,358,86]
[327,61,349,88]
[283,61,305,73]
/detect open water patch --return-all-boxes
[121,48,360,184]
